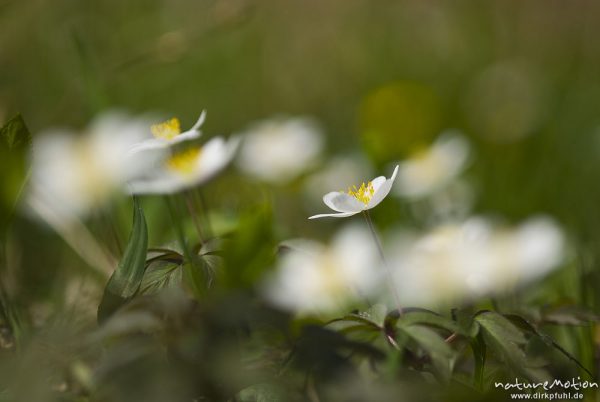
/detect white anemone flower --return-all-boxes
[236,117,324,183]
[308,165,399,219]
[127,136,239,194]
[27,111,160,220]
[390,216,565,307]
[395,132,470,199]
[263,225,379,314]
[128,111,206,154]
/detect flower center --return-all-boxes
[151,117,181,140]
[167,147,201,175]
[347,181,375,205]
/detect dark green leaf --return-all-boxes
[453,309,481,338]
[397,323,457,380]
[0,114,30,149]
[97,198,148,323]
[475,311,548,382]
[238,383,288,402]
[470,332,486,390]
[0,114,31,236]
[398,310,465,336]
[0,114,30,348]
[138,260,183,295]
[541,305,600,326]
[504,314,594,377]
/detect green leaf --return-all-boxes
[0,114,30,149]
[97,197,148,323]
[475,311,548,382]
[453,309,481,338]
[222,204,275,289]
[470,332,486,390]
[397,323,457,380]
[237,383,287,402]
[541,305,600,326]
[504,314,593,377]
[0,114,31,236]
[138,260,183,295]
[0,114,30,348]
[399,310,466,336]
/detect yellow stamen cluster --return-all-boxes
[151,117,181,140]
[347,181,374,205]
[167,147,201,175]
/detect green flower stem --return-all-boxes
[193,188,213,238]
[164,195,205,297]
[363,210,403,316]
[184,191,205,245]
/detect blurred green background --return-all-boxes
[3,0,600,221]
[5,0,600,294]
[2,1,600,400]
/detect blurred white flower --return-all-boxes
[27,111,160,220]
[395,132,470,199]
[127,136,239,194]
[389,216,565,307]
[236,117,324,183]
[309,165,399,219]
[129,111,206,154]
[263,225,379,314]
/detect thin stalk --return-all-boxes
[193,189,213,237]
[0,240,21,350]
[185,191,204,245]
[363,210,403,316]
[164,196,205,297]
[28,197,114,276]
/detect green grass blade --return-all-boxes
[97,197,148,323]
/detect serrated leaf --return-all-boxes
[453,309,481,338]
[326,313,383,342]
[475,311,548,382]
[504,314,593,377]
[97,198,148,323]
[138,260,183,295]
[541,305,600,326]
[397,323,457,380]
[399,310,465,336]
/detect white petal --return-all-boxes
[323,192,364,213]
[367,165,398,209]
[172,136,240,189]
[127,175,185,194]
[170,129,202,144]
[308,211,359,219]
[370,176,386,192]
[128,139,168,154]
[190,110,207,131]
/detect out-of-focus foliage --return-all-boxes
[2,1,600,401]
[0,115,30,236]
